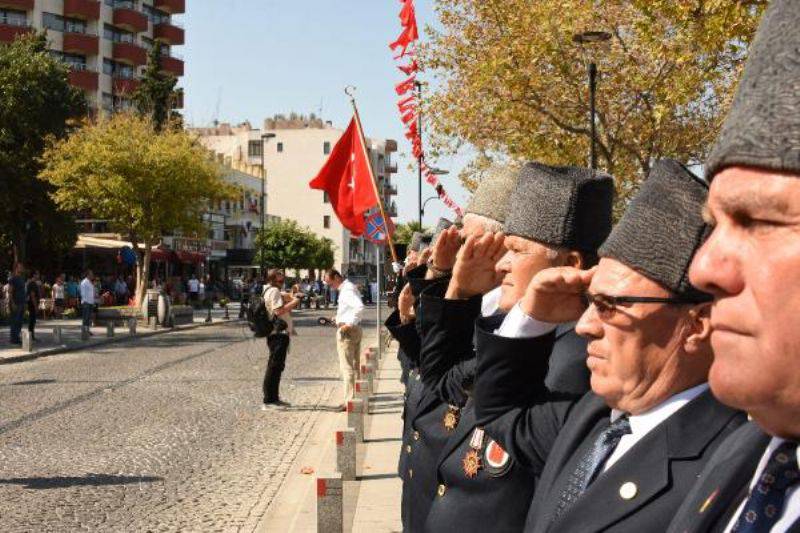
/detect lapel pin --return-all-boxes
[619,481,638,500]
[699,489,719,514]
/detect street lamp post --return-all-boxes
[573,31,611,170]
[260,133,276,275]
[421,195,439,219]
[420,167,449,224]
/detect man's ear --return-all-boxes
[564,251,583,270]
[684,302,712,353]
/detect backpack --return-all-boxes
[247,290,289,338]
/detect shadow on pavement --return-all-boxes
[0,473,163,489]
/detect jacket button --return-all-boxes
[413,431,420,441]
[437,484,446,497]
[406,444,412,454]
[409,469,413,479]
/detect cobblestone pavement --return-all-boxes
[0,308,376,532]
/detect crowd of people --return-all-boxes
[385,3,800,531]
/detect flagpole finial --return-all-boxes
[344,86,357,101]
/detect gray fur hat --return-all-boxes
[600,159,711,299]
[706,0,800,180]
[504,163,614,254]
[465,164,520,223]
[409,232,424,252]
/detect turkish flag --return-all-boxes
[309,117,378,236]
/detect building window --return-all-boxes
[103,58,134,79]
[323,192,329,204]
[103,23,135,44]
[323,141,331,155]
[101,92,113,112]
[277,142,284,153]
[323,216,331,229]
[142,4,170,25]
[248,140,263,158]
[1,9,27,27]
[43,13,87,34]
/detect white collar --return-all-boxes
[481,286,503,317]
[611,382,710,435]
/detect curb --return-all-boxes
[0,319,244,365]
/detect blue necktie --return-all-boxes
[554,415,631,519]
[733,441,799,532]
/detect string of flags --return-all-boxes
[389,0,464,218]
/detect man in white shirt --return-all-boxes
[79,270,95,336]
[324,269,364,409]
[668,2,800,531]
[187,274,199,304]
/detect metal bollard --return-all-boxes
[128,318,137,336]
[106,322,115,338]
[316,473,343,533]
[335,429,357,481]
[21,330,32,352]
[53,326,63,345]
[347,399,364,442]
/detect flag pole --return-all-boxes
[346,86,399,265]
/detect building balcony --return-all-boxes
[62,31,99,55]
[112,76,140,95]
[385,139,398,152]
[0,0,33,9]
[113,6,148,33]
[68,68,99,92]
[113,41,147,65]
[386,162,398,173]
[63,0,100,20]
[387,202,398,217]
[384,184,398,196]
[153,0,185,14]
[159,54,184,77]
[0,20,30,43]
[153,21,184,45]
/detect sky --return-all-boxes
[180,0,469,227]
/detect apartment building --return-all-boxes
[192,117,400,277]
[0,0,185,113]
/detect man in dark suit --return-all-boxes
[473,160,746,532]
[404,164,613,532]
[668,2,800,531]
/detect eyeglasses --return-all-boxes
[583,292,709,317]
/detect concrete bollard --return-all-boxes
[21,330,32,352]
[316,473,343,533]
[335,429,357,481]
[355,380,370,408]
[106,322,115,338]
[53,327,63,345]
[347,399,364,442]
[128,318,137,336]
[361,364,375,395]
[81,326,90,341]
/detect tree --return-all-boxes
[254,220,318,271]
[423,0,766,203]
[132,39,181,131]
[309,236,335,272]
[0,33,87,265]
[39,113,235,305]
[393,221,429,245]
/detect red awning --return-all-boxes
[176,251,205,264]
[150,248,170,262]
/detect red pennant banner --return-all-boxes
[389,0,462,217]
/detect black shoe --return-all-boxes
[10,340,22,346]
[274,400,291,408]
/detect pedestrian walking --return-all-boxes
[114,275,129,306]
[324,269,364,409]
[79,270,95,336]
[188,274,199,305]
[53,276,65,317]
[261,269,300,409]
[7,263,25,345]
[25,271,40,341]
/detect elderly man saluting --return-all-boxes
[668,1,800,531]
[471,160,746,532]
[324,269,365,410]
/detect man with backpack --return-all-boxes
[261,269,300,409]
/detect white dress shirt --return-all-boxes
[335,279,364,326]
[724,437,800,532]
[603,383,709,471]
[79,278,95,305]
[495,303,558,338]
[481,286,503,317]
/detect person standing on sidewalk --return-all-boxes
[261,269,300,409]
[325,269,365,409]
[79,270,95,336]
[25,271,40,341]
[7,263,26,345]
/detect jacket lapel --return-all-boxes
[548,391,742,532]
[435,404,477,469]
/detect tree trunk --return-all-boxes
[134,241,152,308]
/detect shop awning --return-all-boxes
[75,235,170,262]
[176,251,206,264]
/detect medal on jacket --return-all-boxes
[443,405,461,431]
[462,428,485,478]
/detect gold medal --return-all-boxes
[462,449,481,478]
[443,405,461,431]
[463,428,485,478]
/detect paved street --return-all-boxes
[0,308,377,532]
